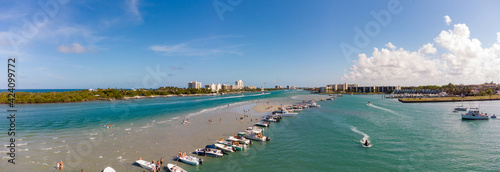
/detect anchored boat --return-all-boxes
[461,108,488,120]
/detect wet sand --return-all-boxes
[3,94,329,172]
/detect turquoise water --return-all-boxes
[184,93,500,171]
[2,90,500,171]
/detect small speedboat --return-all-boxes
[228,132,252,145]
[103,166,116,172]
[217,139,246,151]
[263,117,278,122]
[177,155,202,165]
[195,145,225,157]
[167,163,187,172]
[254,122,269,127]
[367,102,371,106]
[214,143,236,152]
[454,106,467,111]
[135,160,156,171]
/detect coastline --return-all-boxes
[0,90,264,104]
[398,95,500,103]
[3,92,328,171]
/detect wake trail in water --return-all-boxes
[351,126,369,142]
[370,104,397,114]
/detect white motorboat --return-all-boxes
[263,117,278,122]
[135,160,156,171]
[454,105,467,111]
[214,143,235,152]
[308,103,320,107]
[326,97,334,100]
[228,132,252,145]
[195,145,225,157]
[367,101,371,106]
[246,126,263,133]
[167,163,187,172]
[103,166,116,172]
[244,131,270,141]
[217,139,247,151]
[177,155,202,165]
[461,108,488,120]
[254,122,269,127]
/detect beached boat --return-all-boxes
[247,126,264,133]
[308,103,320,107]
[167,163,187,172]
[177,155,202,165]
[214,143,236,152]
[195,145,225,157]
[244,131,270,141]
[263,117,278,122]
[461,108,488,120]
[228,132,252,145]
[103,166,116,172]
[254,122,269,127]
[135,160,156,171]
[217,139,247,151]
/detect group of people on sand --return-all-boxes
[55,161,64,170]
[138,156,163,172]
[104,124,114,129]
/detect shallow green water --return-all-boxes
[1,90,499,171]
[185,93,500,171]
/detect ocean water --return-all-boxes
[1,90,499,171]
[183,93,500,171]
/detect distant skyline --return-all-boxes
[1,0,500,89]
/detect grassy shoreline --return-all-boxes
[398,95,500,103]
[0,88,268,104]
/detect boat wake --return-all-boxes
[351,126,372,147]
[370,104,397,114]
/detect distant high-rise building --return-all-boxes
[235,80,243,89]
[205,83,217,92]
[188,81,202,89]
[216,84,222,91]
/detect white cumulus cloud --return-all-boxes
[444,15,451,25]
[343,22,500,86]
[57,43,88,53]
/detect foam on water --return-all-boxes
[370,104,397,114]
[351,126,371,145]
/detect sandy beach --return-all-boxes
[2,93,330,172]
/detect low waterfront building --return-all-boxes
[326,82,400,93]
[244,86,257,89]
[275,85,283,89]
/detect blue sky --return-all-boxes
[1,0,500,89]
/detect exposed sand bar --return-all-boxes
[4,93,329,172]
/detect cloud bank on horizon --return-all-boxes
[342,16,500,86]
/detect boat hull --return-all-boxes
[167,163,187,172]
[461,114,489,120]
[177,156,200,165]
